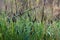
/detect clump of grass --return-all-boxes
[0,10,60,40]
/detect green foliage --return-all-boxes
[0,11,60,40]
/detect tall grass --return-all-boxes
[0,10,60,40]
